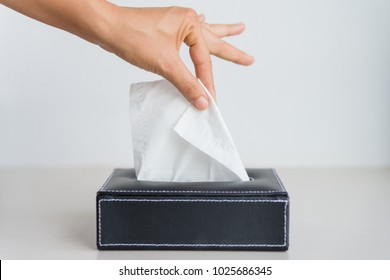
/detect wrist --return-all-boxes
[92,4,140,56]
[79,0,119,46]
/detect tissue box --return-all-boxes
[96,169,289,251]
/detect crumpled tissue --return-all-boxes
[129,79,249,182]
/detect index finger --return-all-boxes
[185,25,216,101]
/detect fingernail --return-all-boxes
[193,96,209,110]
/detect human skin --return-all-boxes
[1,0,254,110]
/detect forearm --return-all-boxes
[0,0,114,45]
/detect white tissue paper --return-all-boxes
[130,79,249,182]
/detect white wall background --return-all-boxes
[1,0,389,168]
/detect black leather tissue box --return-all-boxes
[96,168,289,251]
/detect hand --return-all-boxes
[99,6,254,109]
[0,1,254,110]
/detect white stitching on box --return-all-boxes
[284,200,288,244]
[98,198,288,248]
[100,199,286,203]
[99,243,285,248]
[105,189,281,194]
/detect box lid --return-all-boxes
[97,168,288,197]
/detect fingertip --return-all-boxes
[238,54,255,66]
[245,55,255,65]
[193,96,209,110]
[228,23,245,36]
[233,57,255,66]
[235,22,245,32]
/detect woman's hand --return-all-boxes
[1,1,254,109]
[99,6,254,109]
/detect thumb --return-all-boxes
[163,57,209,110]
